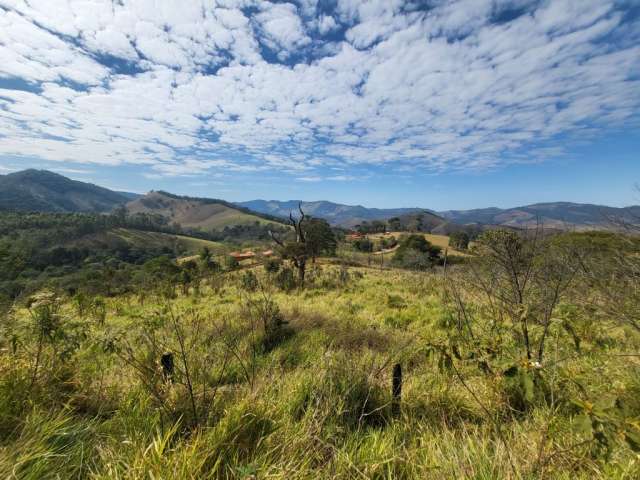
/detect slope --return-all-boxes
[127,191,285,231]
[0,169,130,213]
[439,202,640,230]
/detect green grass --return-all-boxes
[1,266,639,478]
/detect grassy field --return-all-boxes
[2,260,639,479]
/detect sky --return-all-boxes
[0,0,639,210]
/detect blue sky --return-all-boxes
[0,0,639,210]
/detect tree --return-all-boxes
[353,237,373,253]
[388,217,401,232]
[199,246,212,263]
[304,218,337,262]
[464,227,574,362]
[179,260,199,295]
[270,204,309,286]
[450,231,470,250]
[391,234,441,270]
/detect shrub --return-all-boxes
[386,294,407,309]
[274,266,295,291]
[450,231,470,250]
[392,234,442,270]
[263,257,281,274]
[224,255,239,271]
[353,238,373,253]
[241,270,259,292]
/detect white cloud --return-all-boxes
[0,0,637,179]
[317,15,338,35]
[254,2,311,60]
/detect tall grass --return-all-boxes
[1,265,639,478]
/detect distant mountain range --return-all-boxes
[0,170,636,231]
[237,200,423,228]
[239,198,639,231]
[439,203,640,230]
[0,169,133,213]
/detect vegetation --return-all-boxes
[1,208,639,478]
[391,234,443,270]
[449,230,470,250]
[126,191,287,232]
[0,169,131,213]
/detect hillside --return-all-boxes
[237,199,422,227]
[0,169,130,213]
[73,228,228,256]
[439,202,640,230]
[386,210,449,233]
[127,191,285,231]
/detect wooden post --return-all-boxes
[161,352,174,383]
[392,363,402,416]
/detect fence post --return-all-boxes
[392,363,402,416]
[161,352,174,383]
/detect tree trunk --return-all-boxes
[298,258,306,286]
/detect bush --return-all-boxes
[263,257,281,274]
[274,266,295,291]
[224,256,239,271]
[353,238,373,253]
[241,270,259,292]
[391,234,442,270]
[449,231,470,250]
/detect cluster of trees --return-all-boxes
[206,222,289,242]
[391,234,443,270]
[352,235,397,253]
[449,231,470,250]
[354,220,387,234]
[0,211,188,302]
[353,237,373,252]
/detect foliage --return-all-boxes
[391,234,442,270]
[449,231,470,250]
[353,237,373,252]
[263,257,282,274]
[224,255,240,271]
[241,270,259,292]
[304,217,337,260]
[274,266,296,292]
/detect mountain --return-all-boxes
[439,202,640,230]
[126,191,285,231]
[237,199,423,228]
[0,169,131,213]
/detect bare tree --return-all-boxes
[270,203,308,286]
[444,224,574,364]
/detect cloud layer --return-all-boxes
[0,0,638,178]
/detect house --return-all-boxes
[229,251,255,260]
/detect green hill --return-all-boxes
[126,191,285,231]
[72,228,228,256]
[0,169,130,213]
